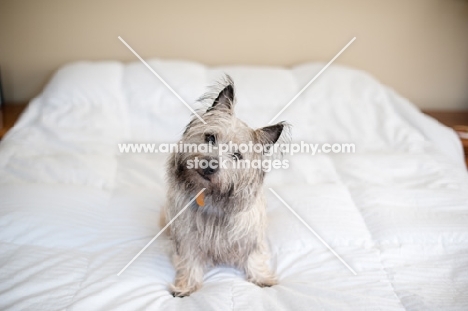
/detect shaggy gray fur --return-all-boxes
[161,76,290,297]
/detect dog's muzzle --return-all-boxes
[197,156,219,180]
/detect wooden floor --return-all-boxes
[0,103,28,139]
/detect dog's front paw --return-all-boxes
[253,279,278,288]
[170,284,199,298]
[171,290,187,298]
[249,275,278,288]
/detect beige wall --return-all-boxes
[0,0,467,109]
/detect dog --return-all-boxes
[161,76,289,297]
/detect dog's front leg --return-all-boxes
[243,245,277,288]
[170,252,204,297]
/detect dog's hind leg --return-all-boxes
[159,205,172,237]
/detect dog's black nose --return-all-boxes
[203,165,218,176]
[197,157,219,179]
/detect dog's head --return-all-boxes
[169,76,289,207]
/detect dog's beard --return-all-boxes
[174,162,262,214]
[174,157,232,195]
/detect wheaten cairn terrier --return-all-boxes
[161,76,289,297]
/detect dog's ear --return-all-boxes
[211,84,234,112]
[256,122,286,145]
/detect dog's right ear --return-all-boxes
[256,122,286,145]
[210,84,234,112]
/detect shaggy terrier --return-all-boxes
[161,77,289,297]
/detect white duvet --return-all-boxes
[0,59,467,311]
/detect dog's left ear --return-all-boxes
[256,122,287,145]
[211,84,234,112]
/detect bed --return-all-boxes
[0,59,467,310]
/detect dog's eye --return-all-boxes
[205,134,216,145]
[232,152,243,160]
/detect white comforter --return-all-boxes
[0,60,467,311]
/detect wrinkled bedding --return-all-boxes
[0,60,467,310]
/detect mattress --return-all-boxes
[0,59,467,310]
